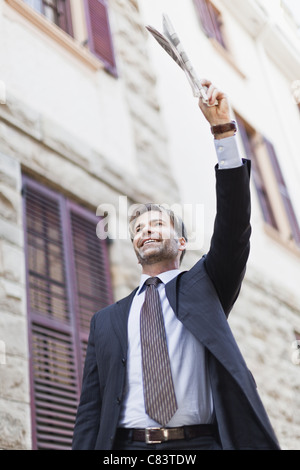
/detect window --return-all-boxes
[193,0,227,49]
[236,115,300,248]
[23,0,74,36]
[22,176,113,450]
[22,0,117,74]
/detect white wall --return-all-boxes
[0,0,137,174]
[139,0,300,296]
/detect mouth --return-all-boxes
[141,238,160,247]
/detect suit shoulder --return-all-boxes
[179,255,208,285]
[92,288,137,321]
[93,302,116,318]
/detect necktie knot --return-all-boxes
[145,277,161,288]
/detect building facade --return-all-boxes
[139,0,300,450]
[0,0,299,450]
[0,0,180,449]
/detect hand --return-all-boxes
[198,79,232,127]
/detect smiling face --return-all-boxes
[131,209,186,274]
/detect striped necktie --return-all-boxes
[140,277,177,426]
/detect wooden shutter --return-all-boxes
[264,138,300,246]
[84,0,117,75]
[236,116,278,229]
[56,0,74,37]
[22,176,113,449]
[193,0,226,49]
[67,202,113,367]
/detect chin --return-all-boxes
[138,250,163,265]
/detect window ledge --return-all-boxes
[209,38,247,80]
[4,0,103,71]
[264,223,300,259]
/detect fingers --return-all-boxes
[200,79,226,106]
[198,79,232,126]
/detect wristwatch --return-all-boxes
[211,120,237,136]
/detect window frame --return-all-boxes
[236,115,300,250]
[5,0,116,73]
[23,0,74,36]
[193,0,227,49]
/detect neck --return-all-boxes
[141,259,180,277]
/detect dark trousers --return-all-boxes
[113,434,222,450]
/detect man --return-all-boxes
[72,80,280,450]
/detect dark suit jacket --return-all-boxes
[72,160,280,450]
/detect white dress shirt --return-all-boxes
[118,136,243,428]
[118,270,214,428]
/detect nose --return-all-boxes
[139,224,154,240]
[142,223,152,234]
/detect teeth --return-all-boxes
[144,239,156,245]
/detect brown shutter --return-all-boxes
[67,202,114,368]
[193,0,226,48]
[236,116,278,229]
[56,0,74,37]
[22,176,113,449]
[264,138,300,246]
[84,0,117,75]
[30,323,79,449]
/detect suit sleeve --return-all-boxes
[72,315,101,449]
[204,159,251,316]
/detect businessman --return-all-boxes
[72,80,280,450]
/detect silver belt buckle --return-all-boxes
[145,427,168,444]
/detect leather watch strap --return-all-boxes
[211,120,237,136]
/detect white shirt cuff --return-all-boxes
[214,136,243,169]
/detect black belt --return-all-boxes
[116,424,216,444]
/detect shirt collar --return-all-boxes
[137,269,181,295]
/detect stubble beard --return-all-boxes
[135,240,178,267]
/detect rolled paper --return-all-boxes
[0,81,6,104]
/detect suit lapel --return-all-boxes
[110,288,138,354]
[166,269,243,377]
[165,271,185,315]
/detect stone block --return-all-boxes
[0,152,21,190]
[0,240,25,284]
[0,217,23,247]
[0,310,28,357]
[0,354,30,404]
[0,399,31,450]
[0,278,26,316]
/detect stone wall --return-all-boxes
[0,152,31,449]
[229,267,300,450]
[0,0,180,449]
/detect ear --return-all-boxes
[177,237,186,252]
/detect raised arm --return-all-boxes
[198,80,251,315]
